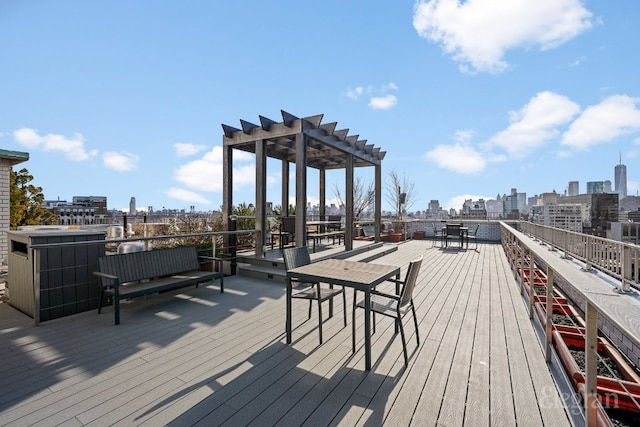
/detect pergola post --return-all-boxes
[295,133,307,247]
[281,160,289,216]
[375,164,381,242]
[345,154,354,251]
[319,168,326,222]
[255,139,267,257]
[222,143,233,252]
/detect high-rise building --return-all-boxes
[587,181,605,194]
[129,197,136,215]
[567,181,579,196]
[615,155,627,199]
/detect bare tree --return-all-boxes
[332,176,375,221]
[385,169,416,219]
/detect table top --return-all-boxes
[287,259,400,290]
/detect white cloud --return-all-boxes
[174,142,207,157]
[413,0,593,73]
[562,95,640,150]
[382,82,399,91]
[484,91,580,158]
[369,95,398,110]
[165,187,211,204]
[103,151,139,172]
[13,127,98,161]
[445,194,490,211]
[424,142,486,174]
[346,86,364,100]
[173,145,254,193]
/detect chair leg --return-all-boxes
[342,288,347,327]
[98,288,105,314]
[352,292,357,353]
[411,302,420,346]
[317,285,323,345]
[399,319,408,366]
[308,300,312,319]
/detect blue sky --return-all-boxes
[2,0,640,212]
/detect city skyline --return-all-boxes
[2,1,640,212]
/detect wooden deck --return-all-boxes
[0,241,572,426]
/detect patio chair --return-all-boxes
[467,224,480,250]
[431,223,444,247]
[276,216,296,249]
[352,255,423,366]
[444,223,463,248]
[327,215,342,232]
[283,246,347,345]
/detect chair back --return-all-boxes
[281,216,296,234]
[282,246,311,271]
[445,223,461,237]
[328,215,342,231]
[399,256,423,307]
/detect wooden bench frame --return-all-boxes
[94,246,224,325]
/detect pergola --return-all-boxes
[221,110,387,258]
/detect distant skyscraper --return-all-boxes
[615,155,627,199]
[129,197,136,215]
[567,181,579,196]
[587,181,606,194]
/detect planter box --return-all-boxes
[413,231,425,240]
[381,232,404,242]
[553,330,640,414]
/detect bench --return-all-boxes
[307,231,345,252]
[94,246,224,325]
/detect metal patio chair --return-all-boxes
[352,255,423,366]
[283,246,347,345]
[467,224,480,250]
[444,223,463,248]
[431,223,444,247]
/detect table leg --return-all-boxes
[364,288,371,370]
[286,276,292,343]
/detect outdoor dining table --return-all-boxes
[442,224,469,248]
[286,258,401,370]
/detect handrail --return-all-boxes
[520,221,640,293]
[501,222,640,425]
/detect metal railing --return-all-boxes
[520,221,640,292]
[502,222,640,425]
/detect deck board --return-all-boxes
[0,241,572,426]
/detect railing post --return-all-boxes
[620,244,631,293]
[143,214,149,251]
[583,236,593,272]
[229,215,237,276]
[529,249,535,319]
[585,301,598,426]
[545,268,554,363]
[562,229,570,259]
[549,227,557,252]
